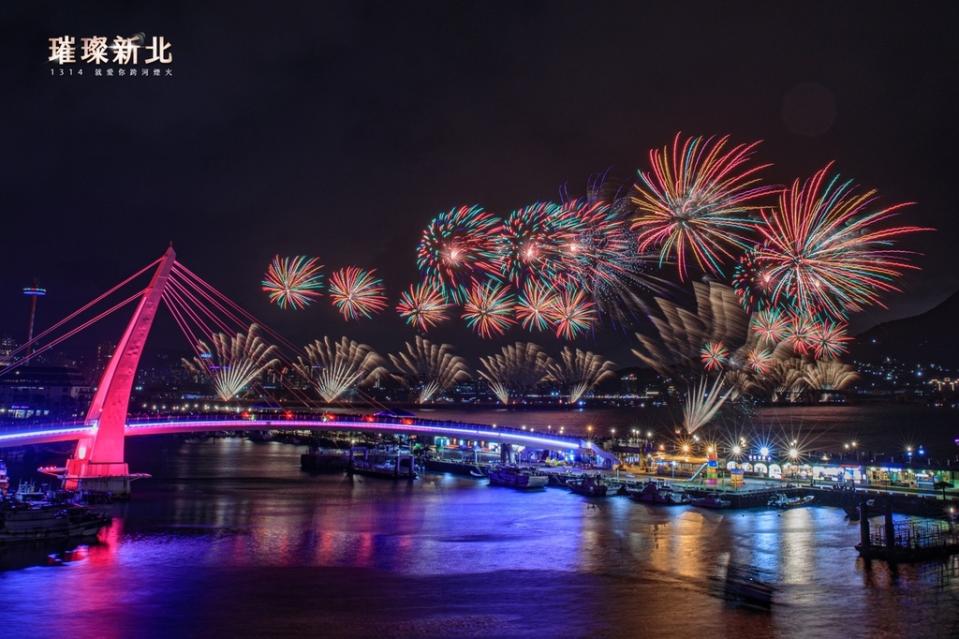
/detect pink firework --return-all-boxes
[396,282,450,332]
[545,288,597,340]
[631,133,777,280]
[498,202,571,284]
[810,320,851,360]
[462,280,516,338]
[514,279,558,332]
[700,341,729,371]
[328,267,387,320]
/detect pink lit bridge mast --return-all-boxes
[0,247,614,497]
[64,246,176,494]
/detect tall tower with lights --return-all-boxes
[22,279,46,348]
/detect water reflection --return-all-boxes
[0,437,956,638]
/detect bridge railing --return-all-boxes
[1,409,586,449]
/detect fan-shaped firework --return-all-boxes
[755,163,930,318]
[293,337,386,403]
[478,342,553,404]
[682,375,732,434]
[497,202,570,284]
[328,267,387,320]
[751,308,790,345]
[182,324,279,401]
[462,279,516,339]
[631,133,777,280]
[809,320,851,360]
[416,205,503,303]
[632,281,750,379]
[396,282,450,332]
[546,347,615,404]
[514,279,558,332]
[803,359,858,391]
[545,287,596,340]
[261,255,324,310]
[700,341,728,372]
[388,336,470,403]
[556,196,666,324]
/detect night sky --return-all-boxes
[2,1,957,363]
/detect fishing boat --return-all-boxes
[349,445,417,479]
[691,493,731,509]
[767,493,815,509]
[630,480,690,505]
[0,501,110,543]
[488,466,548,490]
[567,475,608,497]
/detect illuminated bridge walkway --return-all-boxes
[0,413,616,464]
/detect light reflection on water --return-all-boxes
[0,437,956,638]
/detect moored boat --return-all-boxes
[488,466,548,490]
[691,493,731,509]
[767,493,815,509]
[0,501,110,544]
[567,475,608,497]
[630,480,690,505]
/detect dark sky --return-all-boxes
[2,1,957,363]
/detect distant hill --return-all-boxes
[854,290,959,365]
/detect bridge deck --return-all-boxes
[0,414,613,463]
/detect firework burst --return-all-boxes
[396,282,450,332]
[810,320,851,360]
[755,163,930,318]
[556,196,666,323]
[328,267,387,320]
[732,246,775,311]
[462,279,516,339]
[700,340,729,371]
[514,279,558,332]
[261,255,324,310]
[388,336,470,403]
[787,313,816,355]
[293,336,386,403]
[746,347,775,374]
[750,308,790,344]
[545,287,596,340]
[631,133,777,280]
[182,324,279,401]
[497,202,570,283]
[416,205,503,303]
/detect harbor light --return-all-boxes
[788,447,799,459]
[681,443,690,453]
[759,446,770,457]
[731,445,742,455]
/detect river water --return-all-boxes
[1,431,958,639]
